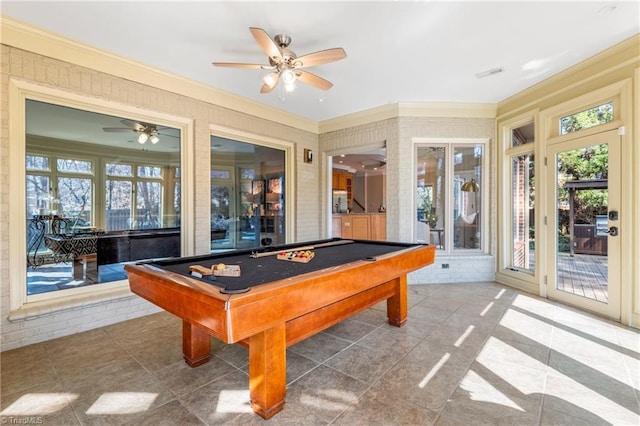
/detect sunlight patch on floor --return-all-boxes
[419,353,450,388]
[459,369,524,411]
[494,303,640,424]
[511,294,555,321]
[499,308,551,346]
[480,302,494,316]
[85,392,157,415]
[300,389,359,411]
[215,390,252,413]
[494,289,506,300]
[454,325,475,348]
[550,327,637,389]
[477,337,546,395]
[1,393,76,415]
[544,371,639,424]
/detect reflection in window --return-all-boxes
[57,159,92,174]
[511,122,535,147]
[416,143,484,251]
[106,163,133,177]
[511,153,535,271]
[455,146,483,249]
[416,147,444,247]
[25,99,181,296]
[211,136,286,251]
[506,118,535,273]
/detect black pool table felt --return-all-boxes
[149,241,420,293]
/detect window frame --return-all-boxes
[413,138,489,254]
[506,142,535,275]
[9,79,193,312]
[497,111,540,285]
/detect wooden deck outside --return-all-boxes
[557,253,608,303]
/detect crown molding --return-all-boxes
[397,102,497,118]
[0,16,318,134]
[319,101,496,133]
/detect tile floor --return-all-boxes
[1,282,638,425]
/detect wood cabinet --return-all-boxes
[332,217,342,237]
[333,170,354,202]
[346,175,353,202]
[350,215,370,239]
[332,214,385,241]
[332,171,346,190]
[369,214,387,241]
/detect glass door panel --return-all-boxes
[546,130,620,319]
[211,182,234,250]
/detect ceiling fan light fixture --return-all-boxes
[150,134,160,144]
[284,82,296,93]
[281,68,296,85]
[137,132,149,144]
[263,72,278,89]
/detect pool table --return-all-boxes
[125,238,435,419]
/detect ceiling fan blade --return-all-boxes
[250,27,283,63]
[294,48,347,68]
[212,62,265,69]
[297,70,333,90]
[103,127,136,133]
[260,82,277,93]
[120,119,140,128]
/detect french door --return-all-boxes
[546,130,621,320]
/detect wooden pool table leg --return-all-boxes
[182,320,211,367]
[387,275,408,327]
[249,323,286,419]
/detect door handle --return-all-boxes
[606,226,619,236]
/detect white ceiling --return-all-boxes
[3,1,638,123]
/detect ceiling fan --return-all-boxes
[103,119,175,144]
[212,27,346,94]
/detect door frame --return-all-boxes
[545,129,621,320]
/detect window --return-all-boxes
[510,153,535,271]
[505,120,536,273]
[211,136,286,251]
[24,99,182,299]
[559,101,613,135]
[27,155,94,221]
[415,141,486,252]
[511,122,535,147]
[105,162,172,231]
